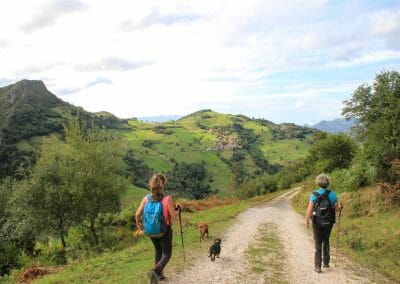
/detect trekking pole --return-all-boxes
[335,202,343,267]
[178,209,186,263]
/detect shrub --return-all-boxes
[142,139,157,148]
[0,241,21,275]
[50,248,67,265]
[379,183,400,207]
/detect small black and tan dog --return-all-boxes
[208,238,222,261]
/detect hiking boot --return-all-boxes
[158,272,166,281]
[323,264,329,268]
[315,267,322,273]
[147,270,159,284]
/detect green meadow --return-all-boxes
[122,111,313,196]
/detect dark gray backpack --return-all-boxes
[312,190,335,227]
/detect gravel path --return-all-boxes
[166,188,387,284]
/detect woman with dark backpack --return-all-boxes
[305,174,341,273]
[135,173,181,283]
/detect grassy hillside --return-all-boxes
[123,110,315,195]
[0,80,128,180]
[0,79,316,195]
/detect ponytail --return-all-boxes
[149,173,167,201]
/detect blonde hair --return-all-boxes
[149,173,167,201]
[315,174,330,188]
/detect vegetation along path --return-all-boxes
[166,188,387,284]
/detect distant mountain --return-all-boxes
[138,114,181,122]
[0,80,127,144]
[312,118,355,133]
[0,79,130,179]
[0,79,72,143]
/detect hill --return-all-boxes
[0,80,68,143]
[0,80,317,196]
[123,109,316,195]
[0,80,127,179]
[312,118,355,133]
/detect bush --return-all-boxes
[343,224,364,251]
[0,241,21,275]
[262,175,279,193]
[277,176,292,190]
[142,139,157,148]
[50,248,67,265]
[237,174,281,199]
[237,179,263,199]
[329,160,376,193]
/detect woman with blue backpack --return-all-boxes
[305,174,341,273]
[135,173,181,283]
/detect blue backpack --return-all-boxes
[143,194,167,237]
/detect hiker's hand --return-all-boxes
[175,203,181,212]
[137,221,143,230]
[306,219,310,229]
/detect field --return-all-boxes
[123,111,313,195]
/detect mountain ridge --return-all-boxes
[312,117,355,133]
[0,79,317,194]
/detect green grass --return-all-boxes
[261,139,310,164]
[244,223,288,283]
[122,113,314,196]
[121,112,314,196]
[29,189,286,284]
[291,181,400,283]
[32,201,252,283]
[120,185,148,209]
[123,118,233,195]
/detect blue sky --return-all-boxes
[0,0,399,124]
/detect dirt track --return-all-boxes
[166,188,390,284]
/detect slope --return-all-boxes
[123,110,316,195]
[0,80,316,197]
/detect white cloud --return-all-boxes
[19,0,89,33]
[372,9,400,49]
[0,0,399,124]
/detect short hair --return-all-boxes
[315,174,330,188]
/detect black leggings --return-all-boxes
[312,223,333,268]
[150,226,172,275]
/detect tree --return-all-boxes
[165,162,212,199]
[0,180,19,275]
[306,133,357,173]
[342,71,400,182]
[12,136,77,247]
[12,117,128,247]
[64,117,127,245]
[231,161,247,189]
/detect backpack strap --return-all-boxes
[323,190,331,204]
[313,190,331,200]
